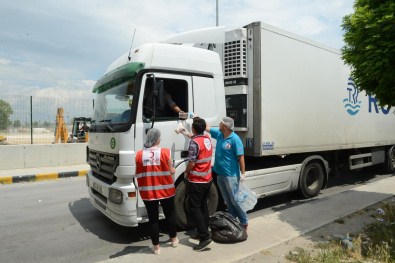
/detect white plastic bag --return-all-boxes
[234,182,257,212]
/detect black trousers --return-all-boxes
[143,196,177,245]
[188,181,212,241]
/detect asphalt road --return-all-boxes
[0,168,391,263]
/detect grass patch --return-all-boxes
[286,201,395,263]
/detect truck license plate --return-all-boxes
[93,182,102,194]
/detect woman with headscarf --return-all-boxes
[135,128,179,255]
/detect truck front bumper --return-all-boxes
[86,170,139,227]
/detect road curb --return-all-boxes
[0,170,88,184]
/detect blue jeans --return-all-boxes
[217,176,248,225]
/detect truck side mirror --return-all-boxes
[145,73,162,130]
[154,80,164,109]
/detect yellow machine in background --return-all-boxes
[69,117,91,143]
[54,108,91,143]
[0,135,6,145]
[54,107,68,143]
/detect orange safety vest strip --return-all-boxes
[188,135,213,183]
[135,147,175,200]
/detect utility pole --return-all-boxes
[216,0,219,26]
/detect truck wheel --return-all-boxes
[384,146,395,174]
[299,162,324,198]
[174,180,219,229]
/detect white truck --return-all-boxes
[86,21,395,228]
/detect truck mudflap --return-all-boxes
[86,171,139,227]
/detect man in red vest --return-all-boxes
[135,128,179,255]
[184,117,213,251]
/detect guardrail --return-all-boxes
[0,143,87,170]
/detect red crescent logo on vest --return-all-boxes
[204,138,212,150]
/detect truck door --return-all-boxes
[134,73,193,211]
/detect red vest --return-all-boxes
[188,135,213,183]
[135,147,175,200]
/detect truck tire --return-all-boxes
[174,180,219,229]
[383,146,395,174]
[299,161,324,198]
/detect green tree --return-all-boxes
[43,121,51,128]
[341,0,395,106]
[13,120,22,128]
[0,99,14,130]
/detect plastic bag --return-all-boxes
[234,182,257,212]
[209,211,248,243]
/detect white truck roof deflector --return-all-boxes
[161,26,225,44]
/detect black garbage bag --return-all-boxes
[209,211,248,243]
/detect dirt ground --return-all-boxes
[236,197,395,263]
[1,133,55,144]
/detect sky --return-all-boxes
[0,0,355,102]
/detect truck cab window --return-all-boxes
[143,78,188,121]
[92,80,135,132]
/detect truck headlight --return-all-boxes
[109,188,123,205]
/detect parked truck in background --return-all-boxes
[86,21,395,229]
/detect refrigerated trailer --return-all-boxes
[86,21,395,228]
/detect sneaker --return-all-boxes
[243,224,248,231]
[150,246,160,255]
[193,239,212,251]
[171,237,179,248]
[189,230,211,240]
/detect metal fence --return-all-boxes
[0,96,94,145]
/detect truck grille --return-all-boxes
[224,39,247,77]
[88,149,118,184]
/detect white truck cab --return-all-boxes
[87,43,225,227]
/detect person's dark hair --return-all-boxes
[192,117,206,135]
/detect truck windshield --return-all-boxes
[92,80,135,132]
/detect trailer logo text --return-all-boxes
[343,78,391,116]
[343,78,361,115]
